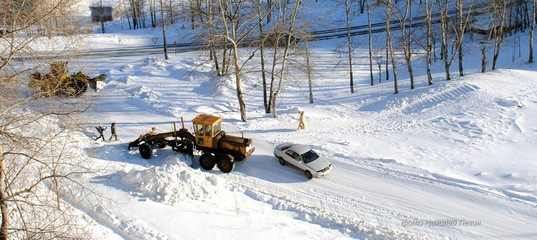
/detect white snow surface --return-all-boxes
[18,1,537,239]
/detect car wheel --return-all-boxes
[304,170,313,179]
[278,157,285,166]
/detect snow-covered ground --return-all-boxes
[65,43,537,239]
[15,1,537,239]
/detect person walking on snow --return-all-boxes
[298,111,307,130]
[109,122,118,141]
[95,124,107,141]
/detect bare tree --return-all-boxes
[436,0,451,80]
[254,0,277,113]
[203,0,232,76]
[130,0,140,29]
[269,0,302,117]
[436,0,464,80]
[188,0,205,29]
[399,0,415,89]
[121,0,133,29]
[373,48,384,83]
[492,0,508,70]
[478,21,495,73]
[455,0,474,77]
[150,0,158,27]
[0,1,98,239]
[213,0,267,121]
[168,0,175,24]
[205,0,222,75]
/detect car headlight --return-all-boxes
[318,164,332,173]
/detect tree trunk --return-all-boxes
[261,39,269,112]
[232,45,247,122]
[131,0,137,29]
[367,0,374,86]
[401,0,414,90]
[99,1,106,33]
[492,0,507,70]
[123,1,132,30]
[267,0,272,23]
[150,0,157,28]
[169,0,174,24]
[0,145,7,240]
[438,0,451,80]
[425,0,433,85]
[386,0,398,94]
[385,36,390,81]
[306,41,314,103]
[190,0,195,29]
[345,0,354,94]
[206,0,221,75]
[160,0,169,60]
[481,45,487,72]
[456,0,471,77]
[256,0,269,113]
[268,43,278,114]
[457,0,463,76]
[529,0,535,63]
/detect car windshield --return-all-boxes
[301,150,319,164]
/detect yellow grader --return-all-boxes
[29,61,106,97]
[128,114,255,173]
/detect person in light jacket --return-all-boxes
[109,122,118,141]
[298,111,307,130]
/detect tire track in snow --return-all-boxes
[223,172,419,240]
[225,153,536,239]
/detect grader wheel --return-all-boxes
[139,143,153,159]
[217,155,235,173]
[199,153,215,170]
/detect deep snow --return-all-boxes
[12,0,537,239]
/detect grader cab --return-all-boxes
[29,61,106,97]
[128,114,255,173]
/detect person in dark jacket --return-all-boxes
[95,124,107,141]
[109,122,118,141]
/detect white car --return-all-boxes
[273,142,333,179]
